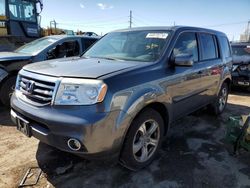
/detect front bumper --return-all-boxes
[11,92,128,159]
[232,71,250,88]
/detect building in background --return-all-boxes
[240,21,250,42]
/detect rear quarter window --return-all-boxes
[219,36,231,58]
[81,38,98,51]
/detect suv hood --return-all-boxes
[0,52,32,61]
[23,57,140,78]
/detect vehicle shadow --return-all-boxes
[230,87,250,97]
[35,102,250,188]
[0,107,14,126]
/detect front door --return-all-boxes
[168,32,206,119]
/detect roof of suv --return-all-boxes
[42,35,100,40]
[113,26,226,36]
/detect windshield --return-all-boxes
[15,37,59,55]
[84,30,170,62]
[232,46,250,56]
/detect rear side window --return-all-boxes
[232,45,250,56]
[219,36,231,58]
[82,38,97,51]
[173,32,198,62]
[199,33,218,60]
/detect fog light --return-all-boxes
[67,138,81,151]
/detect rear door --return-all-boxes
[197,33,222,103]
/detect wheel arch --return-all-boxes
[118,101,171,164]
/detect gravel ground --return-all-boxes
[0,91,249,188]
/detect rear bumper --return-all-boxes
[232,71,250,87]
[11,92,129,159]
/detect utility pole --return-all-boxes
[247,20,250,42]
[50,20,57,30]
[129,10,132,28]
[50,20,57,35]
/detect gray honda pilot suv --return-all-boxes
[11,26,232,170]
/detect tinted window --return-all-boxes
[82,38,97,51]
[173,32,198,62]
[53,41,80,58]
[219,36,231,58]
[199,33,218,60]
[232,46,250,56]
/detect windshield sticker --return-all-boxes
[146,33,168,39]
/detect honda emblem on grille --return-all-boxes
[25,81,35,94]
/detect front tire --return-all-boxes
[120,108,164,171]
[210,82,229,115]
[0,76,16,108]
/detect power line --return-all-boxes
[203,21,248,28]
[132,17,150,26]
[55,16,128,26]
[133,13,174,25]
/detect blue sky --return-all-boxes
[41,0,250,40]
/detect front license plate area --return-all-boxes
[17,117,31,137]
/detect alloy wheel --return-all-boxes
[218,87,228,112]
[132,119,160,163]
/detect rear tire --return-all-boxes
[210,82,229,115]
[120,108,164,171]
[0,76,16,108]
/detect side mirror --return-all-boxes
[174,54,194,67]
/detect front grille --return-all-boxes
[18,75,56,105]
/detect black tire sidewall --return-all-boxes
[120,108,164,171]
[0,76,16,107]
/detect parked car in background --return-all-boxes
[0,35,99,106]
[231,42,250,91]
[11,26,232,170]
[82,32,99,37]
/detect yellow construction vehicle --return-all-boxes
[0,0,43,51]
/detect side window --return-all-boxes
[173,32,198,62]
[219,36,231,58]
[199,33,218,60]
[48,40,80,59]
[82,39,97,51]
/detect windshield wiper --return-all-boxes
[100,57,123,61]
[84,56,124,61]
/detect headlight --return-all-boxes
[54,78,107,105]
